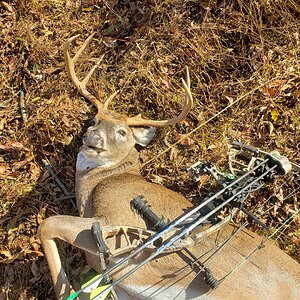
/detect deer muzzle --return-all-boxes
[83,132,104,149]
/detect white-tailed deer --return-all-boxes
[38,34,300,300]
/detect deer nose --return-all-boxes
[83,132,104,148]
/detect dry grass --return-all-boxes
[0,0,299,298]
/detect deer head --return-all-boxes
[64,34,193,171]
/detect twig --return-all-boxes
[42,159,76,208]
[101,0,121,19]
[19,90,28,122]
[54,194,76,203]
[42,159,70,196]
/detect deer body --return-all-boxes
[75,150,300,300]
[38,34,300,300]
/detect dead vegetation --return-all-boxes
[0,0,299,299]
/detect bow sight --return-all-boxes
[69,141,298,300]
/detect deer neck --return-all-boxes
[75,148,141,216]
[76,147,141,180]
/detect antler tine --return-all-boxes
[184,65,190,89]
[103,90,119,109]
[64,33,105,113]
[126,66,193,127]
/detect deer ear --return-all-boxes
[131,127,156,147]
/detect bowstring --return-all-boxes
[216,208,300,286]
[183,171,299,287]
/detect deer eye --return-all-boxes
[117,129,127,137]
[89,118,98,127]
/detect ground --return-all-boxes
[0,0,299,299]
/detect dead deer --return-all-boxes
[38,34,300,300]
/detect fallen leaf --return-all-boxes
[0,142,29,152]
[265,87,276,97]
[0,251,23,264]
[26,250,44,258]
[0,250,12,259]
[149,174,164,184]
[62,115,71,127]
[36,213,43,225]
[275,188,284,202]
[269,79,288,88]
[174,134,195,146]
[258,121,274,139]
[200,1,212,10]
[248,224,261,233]
[270,110,279,122]
[0,1,13,12]
[223,91,235,104]
[29,276,41,284]
[31,242,41,252]
[0,165,9,174]
[198,174,210,188]
[139,150,150,163]
[29,163,40,180]
[103,37,118,48]
[0,1,16,19]
[291,236,299,245]
[8,208,32,229]
[169,147,178,161]
[29,235,41,245]
[42,66,62,76]
[160,76,171,88]
[12,160,29,171]
[65,0,82,8]
[0,118,5,130]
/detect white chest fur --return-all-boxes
[76,152,107,171]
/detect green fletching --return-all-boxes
[67,292,79,300]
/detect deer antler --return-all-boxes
[64,34,103,110]
[64,34,193,125]
[126,67,193,127]
[64,34,117,119]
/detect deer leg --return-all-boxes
[38,215,99,299]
